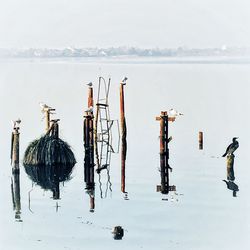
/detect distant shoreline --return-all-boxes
[1,56,250,65]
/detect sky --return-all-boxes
[0,0,250,49]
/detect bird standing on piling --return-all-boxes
[222,137,239,157]
[169,108,183,117]
[12,119,21,129]
[121,77,128,85]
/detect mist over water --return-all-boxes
[0,58,250,250]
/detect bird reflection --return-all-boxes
[11,170,22,222]
[24,164,74,200]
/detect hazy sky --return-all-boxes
[0,0,249,48]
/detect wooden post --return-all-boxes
[45,109,50,132]
[160,111,169,194]
[199,131,203,150]
[11,128,20,173]
[226,154,235,181]
[88,86,93,108]
[120,82,127,193]
[156,111,171,194]
[44,108,56,132]
[84,111,95,189]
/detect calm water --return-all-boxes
[0,58,250,250]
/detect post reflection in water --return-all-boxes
[24,164,74,200]
[223,154,239,197]
[11,170,22,222]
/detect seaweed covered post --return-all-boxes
[120,77,127,194]
[199,131,203,150]
[23,114,76,199]
[83,110,95,194]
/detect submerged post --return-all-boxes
[199,131,203,150]
[120,78,127,193]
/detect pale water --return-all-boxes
[0,58,249,250]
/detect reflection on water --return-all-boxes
[11,170,22,222]
[1,61,249,249]
[223,154,239,197]
[24,164,74,199]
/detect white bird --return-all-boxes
[12,119,21,129]
[87,82,93,87]
[169,108,183,117]
[39,102,52,110]
[121,77,128,85]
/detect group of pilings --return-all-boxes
[83,79,127,206]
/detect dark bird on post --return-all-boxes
[222,137,239,157]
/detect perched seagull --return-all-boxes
[169,108,184,117]
[222,137,239,157]
[121,77,128,85]
[87,82,93,87]
[12,119,21,129]
[39,102,52,111]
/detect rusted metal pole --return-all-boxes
[120,82,127,193]
[11,128,20,173]
[88,86,93,108]
[199,131,203,150]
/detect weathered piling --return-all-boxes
[11,171,22,221]
[88,85,94,108]
[44,108,56,132]
[156,111,169,194]
[83,111,95,189]
[11,127,20,172]
[226,154,235,181]
[120,80,127,193]
[199,131,203,150]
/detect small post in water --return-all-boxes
[199,131,203,150]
